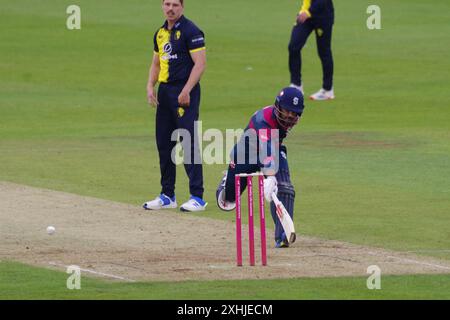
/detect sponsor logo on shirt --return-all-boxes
[191,36,204,43]
[162,42,178,61]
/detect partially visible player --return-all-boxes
[216,87,305,248]
[288,0,335,100]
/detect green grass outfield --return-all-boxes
[1,0,450,299]
[1,261,450,300]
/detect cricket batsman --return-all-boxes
[216,87,305,248]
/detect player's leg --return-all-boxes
[309,22,335,100]
[176,83,207,212]
[216,159,260,211]
[316,22,334,91]
[157,84,179,198]
[143,83,177,210]
[288,20,314,89]
[270,145,296,247]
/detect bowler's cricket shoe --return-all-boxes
[309,88,335,100]
[143,194,177,210]
[180,196,208,212]
[216,171,236,211]
[289,83,304,95]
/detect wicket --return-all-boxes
[235,172,267,266]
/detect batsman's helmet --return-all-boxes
[274,87,305,130]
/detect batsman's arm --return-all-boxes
[258,129,279,177]
[147,53,160,106]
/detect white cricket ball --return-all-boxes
[46,226,56,235]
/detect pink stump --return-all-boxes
[235,175,242,267]
[258,175,267,266]
[247,176,255,266]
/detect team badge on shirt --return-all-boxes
[176,30,181,40]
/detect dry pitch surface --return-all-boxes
[1,182,450,282]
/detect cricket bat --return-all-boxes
[271,192,296,244]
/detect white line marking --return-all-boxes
[208,265,232,270]
[385,256,450,271]
[366,251,450,271]
[406,249,450,253]
[49,262,136,282]
[208,263,296,269]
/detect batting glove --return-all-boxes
[263,176,278,203]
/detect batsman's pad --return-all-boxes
[275,182,295,220]
[270,168,296,243]
[275,156,295,220]
[271,192,296,243]
[269,144,297,243]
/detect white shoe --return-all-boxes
[180,196,208,212]
[309,88,335,100]
[289,83,304,95]
[143,194,177,210]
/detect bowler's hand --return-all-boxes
[147,87,158,107]
[178,89,190,107]
[297,12,310,24]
